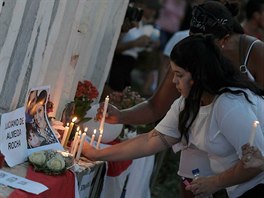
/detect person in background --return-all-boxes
[106,0,160,94]
[159,0,192,84]
[99,0,264,128]
[155,0,188,50]
[84,34,264,197]
[242,0,264,41]
[100,0,264,120]
[242,144,264,171]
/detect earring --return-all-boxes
[221,45,225,49]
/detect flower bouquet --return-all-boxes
[109,86,147,138]
[74,80,99,122]
[109,86,145,110]
[28,150,74,175]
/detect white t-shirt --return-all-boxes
[155,89,264,198]
[121,23,159,59]
[163,30,189,57]
[155,96,214,178]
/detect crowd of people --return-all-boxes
[82,0,264,197]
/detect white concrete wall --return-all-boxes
[0,0,129,118]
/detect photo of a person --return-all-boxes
[25,88,58,149]
[26,123,46,148]
[32,101,57,145]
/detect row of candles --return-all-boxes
[59,95,259,160]
[60,96,109,160]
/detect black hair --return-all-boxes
[30,90,47,115]
[190,1,244,39]
[125,5,143,22]
[170,34,264,142]
[246,0,264,19]
[36,90,47,104]
[179,2,193,31]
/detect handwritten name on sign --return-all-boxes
[0,107,28,167]
[5,118,24,150]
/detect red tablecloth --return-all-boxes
[9,165,75,198]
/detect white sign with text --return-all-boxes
[0,107,27,167]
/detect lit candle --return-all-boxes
[249,121,259,146]
[76,132,87,161]
[61,123,69,146]
[96,129,103,149]
[90,129,96,146]
[63,117,77,147]
[99,96,109,132]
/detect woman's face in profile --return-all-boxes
[34,104,46,129]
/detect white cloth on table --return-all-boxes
[125,155,154,198]
[74,172,80,198]
[100,156,154,198]
[100,162,131,198]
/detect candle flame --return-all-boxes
[72,117,77,122]
[93,129,97,134]
[254,121,260,125]
[84,127,88,132]
[100,129,103,134]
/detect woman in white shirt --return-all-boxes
[82,34,264,198]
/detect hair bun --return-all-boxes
[224,1,239,17]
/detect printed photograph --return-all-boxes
[25,87,58,149]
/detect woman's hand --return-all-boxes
[96,103,122,124]
[185,176,220,198]
[242,143,264,170]
[81,141,98,161]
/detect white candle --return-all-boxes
[249,121,259,146]
[70,131,79,153]
[61,123,69,146]
[99,96,109,132]
[63,117,77,147]
[96,129,103,149]
[72,134,80,157]
[90,129,96,146]
[76,132,87,161]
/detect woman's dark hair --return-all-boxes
[30,90,47,115]
[170,34,264,142]
[179,2,192,31]
[190,1,244,39]
[36,90,47,104]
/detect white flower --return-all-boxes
[29,151,46,166]
[46,153,65,171]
